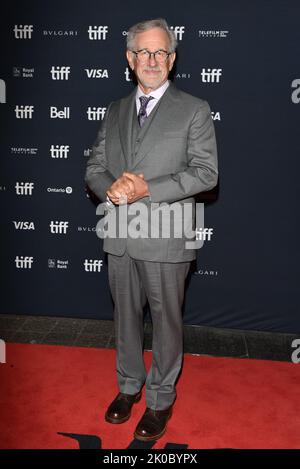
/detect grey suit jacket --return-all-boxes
[85,83,218,262]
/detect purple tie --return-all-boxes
[138,95,154,127]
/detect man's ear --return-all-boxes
[126,50,134,70]
[169,52,176,71]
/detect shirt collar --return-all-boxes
[136,80,170,101]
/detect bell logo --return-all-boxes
[50,107,70,119]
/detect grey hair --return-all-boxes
[126,18,177,53]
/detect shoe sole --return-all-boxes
[133,411,172,441]
[105,391,142,424]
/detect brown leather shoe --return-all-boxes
[105,391,142,424]
[134,406,173,441]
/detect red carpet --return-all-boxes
[0,343,300,449]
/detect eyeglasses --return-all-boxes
[130,49,172,63]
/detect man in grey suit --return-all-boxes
[85,18,218,441]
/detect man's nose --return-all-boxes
[148,53,157,65]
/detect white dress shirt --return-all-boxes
[136,80,170,117]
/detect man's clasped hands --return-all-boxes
[107,172,150,205]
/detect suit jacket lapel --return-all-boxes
[118,89,136,166]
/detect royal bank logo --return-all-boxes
[15,105,34,118]
[87,107,106,120]
[11,147,38,156]
[14,25,33,39]
[201,68,222,83]
[48,259,69,269]
[50,66,71,80]
[15,182,34,195]
[13,221,35,230]
[85,69,109,78]
[15,256,34,269]
[50,145,70,158]
[47,186,73,194]
[291,79,300,104]
[49,221,69,234]
[170,26,185,41]
[13,67,34,78]
[199,30,229,38]
[84,259,103,272]
[87,26,108,40]
[43,30,78,37]
[50,106,70,119]
[0,79,6,103]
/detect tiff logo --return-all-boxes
[15,182,34,195]
[50,145,70,158]
[50,221,69,234]
[14,25,33,39]
[84,259,103,272]
[50,106,70,119]
[15,256,34,269]
[201,68,222,83]
[0,340,6,364]
[0,79,6,103]
[124,67,132,82]
[170,26,185,41]
[87,107,106,120]
[50,66,71,80]
[15,105,34,118]
[87,26,108,40]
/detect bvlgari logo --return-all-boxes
[43,30,78,37]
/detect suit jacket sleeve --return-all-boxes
[146,101,218,204]
[84,103,115,202]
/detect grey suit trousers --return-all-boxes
[107,251,191,410]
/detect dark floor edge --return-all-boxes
[0,314,299,363]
